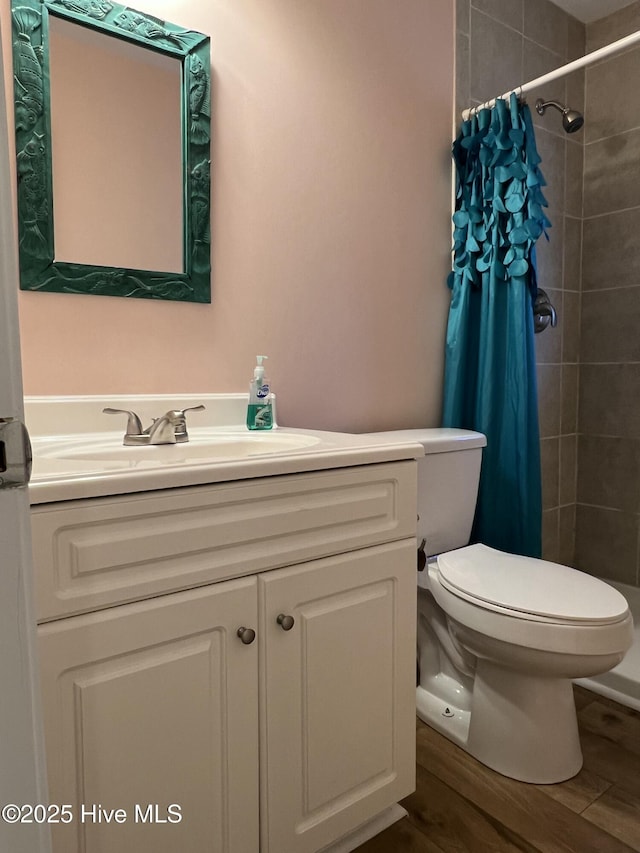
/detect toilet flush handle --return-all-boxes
[417,538,427,572]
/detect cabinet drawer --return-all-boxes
[32,461,417,621]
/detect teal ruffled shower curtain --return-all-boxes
[442,94,549,558]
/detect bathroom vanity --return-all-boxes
[27,395,422,853]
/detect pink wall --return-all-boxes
[3,0,454,432]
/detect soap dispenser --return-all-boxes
[246,355,273,430]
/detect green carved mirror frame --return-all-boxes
[11,0,211,302]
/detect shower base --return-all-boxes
[575,579,640,712]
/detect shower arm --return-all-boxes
[535,99,564,117]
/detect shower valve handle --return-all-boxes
[417,538,427,571]
[533,289,558,334]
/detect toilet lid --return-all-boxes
[436,544,630,623]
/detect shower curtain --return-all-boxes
[442,94,548,558]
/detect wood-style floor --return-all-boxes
[356,687,640,852]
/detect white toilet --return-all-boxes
[376,428,634,784]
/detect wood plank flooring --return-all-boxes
[356,687,640,853]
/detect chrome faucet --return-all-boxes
[104,405,205,445]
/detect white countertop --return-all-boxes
[26,395,424,504]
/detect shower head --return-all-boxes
[535,98,584,133]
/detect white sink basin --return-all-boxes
[39,432,321,466]
[25,394,425,504]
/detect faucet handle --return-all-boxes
[170,404,205,441]
[103,407,143,436]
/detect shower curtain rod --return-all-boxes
[462,27,640,120]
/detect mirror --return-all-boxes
[11,0,211,302]
[49,15,183,273]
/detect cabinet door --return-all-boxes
[260,540,416,853]
[38,578,259,853]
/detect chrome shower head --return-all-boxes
[535,98,584,134]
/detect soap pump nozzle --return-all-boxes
[253,354,268,383]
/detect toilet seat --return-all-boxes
[436,544,629,626]
[425,545,633,657]
[426,562,633,656]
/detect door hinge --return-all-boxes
[0,418,33,489]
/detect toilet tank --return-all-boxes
[372,428,486,557]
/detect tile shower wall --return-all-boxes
[456,0,585,563]
[575,3,640,587]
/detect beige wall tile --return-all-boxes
[561,364,578,433]
[542,507,560,562]
[565,69,585,120]
[585,47,640,143]
[473,0,523,31]
[565,140,583,218]
[579,365,640,438]
[577,0,640,591]
[536,127,565,215]
[562,290,580,364]
[577,435,640,513]
[541,437,560,510]
[524,40,567,138]
[469,10,523,103]
[581,287,640,364]
[536,227,563,293]
[574,505,638,583]
[567,15,585,61]
[558,504,576,566]
[586,0,640,52]
[560,434,577,506]
[582,209,640,292]
[456,33,470,119]
[524,0,568,58]
[457,0,470,35]
[537,363,562,437]
[583,129,640,218]
[563,216,581,292]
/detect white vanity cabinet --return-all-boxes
[259,540,416,853]
[32,461,417,853]
[38,576,261,853]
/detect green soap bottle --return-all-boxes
[246,355,273,430]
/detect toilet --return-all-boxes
[375,428,634,784]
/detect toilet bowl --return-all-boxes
[372,428,634,784]
[419,543,632,783]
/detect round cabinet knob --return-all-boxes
[237,627,256,645]
[276,613,295,631]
